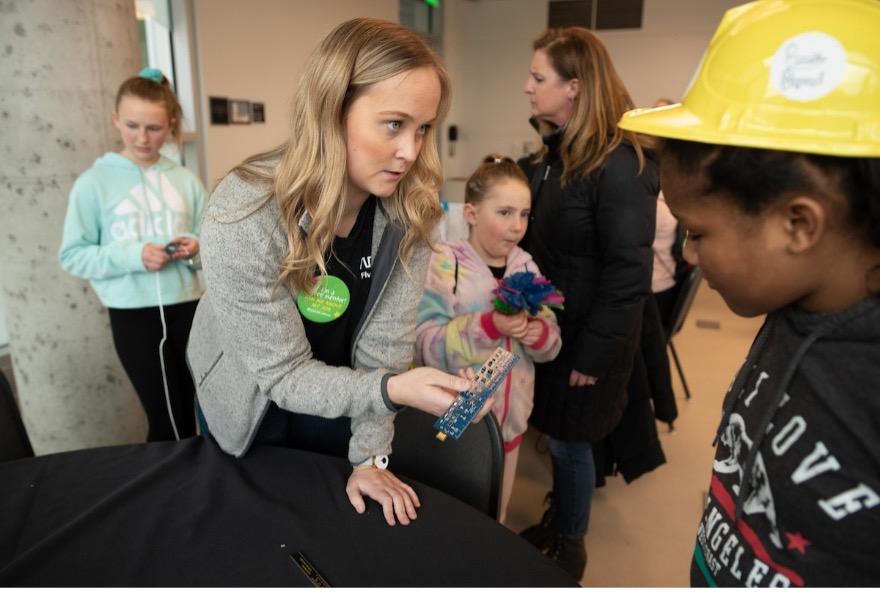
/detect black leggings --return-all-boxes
[108,301,199,441]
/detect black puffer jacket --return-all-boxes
[519,130,659,442]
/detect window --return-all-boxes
[134,0,206,183]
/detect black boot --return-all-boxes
[547,533,587,581]
[519,492,558,552]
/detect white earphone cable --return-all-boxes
[155,271,180,441]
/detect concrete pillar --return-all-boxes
[0,0,147,454]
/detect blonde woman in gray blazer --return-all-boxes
[186,19,486,527]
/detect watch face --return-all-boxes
[375,455,389,470]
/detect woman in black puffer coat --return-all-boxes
[517,27,658,580]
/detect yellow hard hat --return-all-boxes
[619,0,880,157]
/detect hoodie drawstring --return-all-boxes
[712,316,777,448]
[733,324,824,520]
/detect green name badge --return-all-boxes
[296,275,350,323]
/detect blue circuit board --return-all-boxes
[434,348,519,441]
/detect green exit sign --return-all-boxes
[425,0,439,6]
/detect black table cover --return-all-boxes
[0,437,575,586]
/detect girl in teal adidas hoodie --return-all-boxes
[59,69,207,441]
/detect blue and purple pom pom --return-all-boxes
[492,271,564,316]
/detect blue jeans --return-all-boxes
[548,437,595,538]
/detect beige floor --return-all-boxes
[504,280,766,587]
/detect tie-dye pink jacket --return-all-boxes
[415,240,562,451]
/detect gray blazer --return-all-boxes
[186,171,430,463]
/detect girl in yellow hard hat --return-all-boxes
[620,0,880,586]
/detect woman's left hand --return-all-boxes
[169,236,200,260]
[346,466,420,526]
[569,369,598,387]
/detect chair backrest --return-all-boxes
[666,266,703,340]
[0,369,34,462]
[391,408,503,519]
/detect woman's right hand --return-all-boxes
[387,367,492,419]
[142,243,171,271]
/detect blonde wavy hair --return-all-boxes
[233,17,450,295]
[531,27,647,185]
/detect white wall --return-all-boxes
[189,0,741,193]
[441,0,547,203]
[440,0,742,202]
[599,0,743,106]
[193,0,397,187]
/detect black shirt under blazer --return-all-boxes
[519,132,659,442]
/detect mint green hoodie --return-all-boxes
[59,153,207,309]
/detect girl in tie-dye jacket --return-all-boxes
[415,155,562,523]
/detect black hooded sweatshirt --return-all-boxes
[691,294,880,587]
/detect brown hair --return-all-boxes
[115,73,183,143]
[465,154,529,206]
[232,17,450,296]
[532,27,647,185]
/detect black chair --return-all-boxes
[0,369,34,462]
[665,266,703,400]
[391,407,504,519]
